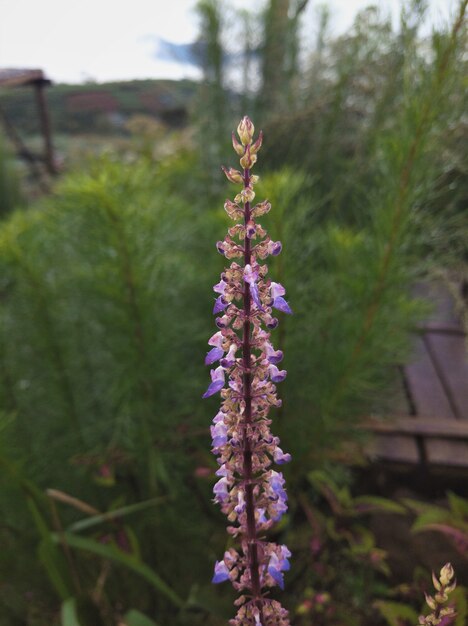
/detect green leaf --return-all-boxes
[354,496,406,515]
[373,599,419,626]
[123,609,160,626]
[38,538,72,600]
[453,586,467,626]
[447,492,468,519]
[67,497,166,533]
[61,598,82,626]
[51,532,183,608]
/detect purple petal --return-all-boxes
[205,347,224,365]
[250,282,263,310]
[267,349,283,364]
[269,365,287,383]
[212,560,230,584]
[270,282,286,299]
[268,241,282,256]
[213,477,230,504]
[215,315,230,328]
[268,563,284,589]
[213,296,228,314]
[274,447,292,464]
[266,316,278,329]
[202,379,224,398]
[273,296,293,315]
[213,279,227,294]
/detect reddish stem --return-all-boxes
[241,166,263,609]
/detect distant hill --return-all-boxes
[0,78,198,136]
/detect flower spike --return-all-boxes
[203,117,292,626]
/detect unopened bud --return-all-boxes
[232,132,244,157]
[432,571,442,591]
[237,116,254,145]
[425,594,437,611]
[222,166,243,184]
[250,130,263,154]
[240,146,257,170]
[439,563,454,587]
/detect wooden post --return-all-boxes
[34,80,56,175]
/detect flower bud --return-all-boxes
[232,132,244,157]
[439,563,454,587]
[222,166,244,184]
[425,593,437,611]
[250,130,263,154]
[237,116,254,145]
[240,146,257,170]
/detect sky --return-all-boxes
[0,0,456,84]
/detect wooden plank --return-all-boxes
[424,332,468,420]
[368,434,420,464]
[404,336,456,419]
[418,322,465,336]
[366,416,468,439]
[425,439,468,467]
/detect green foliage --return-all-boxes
[0,153,226,624]
[288,469,403,624]
[0,132,23,216]
[404,493,468,559]
[373,600,419,626]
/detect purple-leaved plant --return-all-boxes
[203,116,292,626]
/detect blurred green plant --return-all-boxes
[0,131,23,216]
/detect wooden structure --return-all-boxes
[0,68,56,176]
[368,281,468,469]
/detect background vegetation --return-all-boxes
[0,1,466,625]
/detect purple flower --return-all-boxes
[243,264,263,310]
[220,343,237,368]
[265,342,283,364]
[215,314,230,329]
[234,489,246,515]
[215,463,229,477]
[268,553,285,589]
[270,282,293,314]
[267,240,282,256]
[267,546,291,589]
[213,296,228,314]
[213,279,227,294]
[213,476,229,503]
[246,221,256,239]
[216,241,226,256]
[212,560,230,583]
[263,313,278,329]
[208,331,224,348]
[205,347,224,365]
[202,366,225,398]
[268,364,287,383]
[273,447,292,464]
[211,422,228,448]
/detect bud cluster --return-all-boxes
[419,563,457,626]
[203,117,292,626]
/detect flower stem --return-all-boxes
[242,167,262,603]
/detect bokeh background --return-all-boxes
[0,1,466,625]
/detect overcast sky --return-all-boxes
[0,0,456,84]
